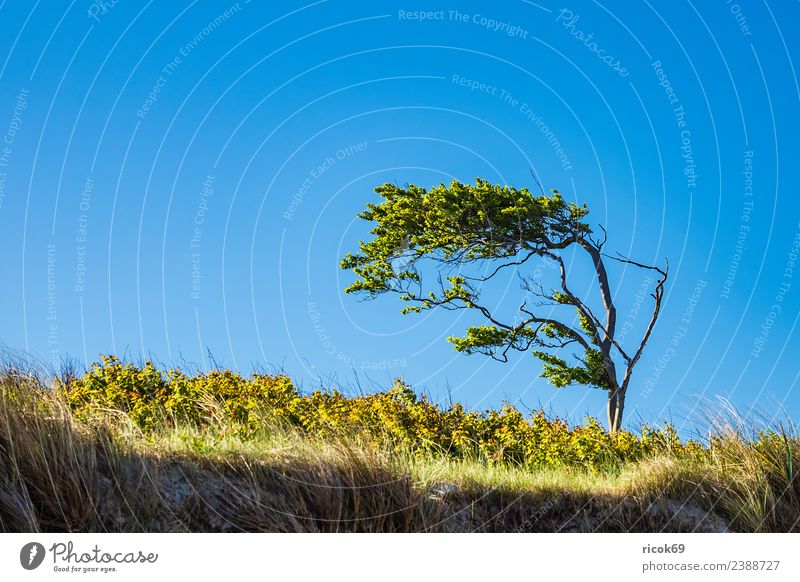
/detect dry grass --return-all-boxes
[1,369,799,532]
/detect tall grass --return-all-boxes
[1,362,799,532]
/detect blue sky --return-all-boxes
[0,0,798,433]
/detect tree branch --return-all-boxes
[621,258,669,391]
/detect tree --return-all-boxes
[340,179,668,432]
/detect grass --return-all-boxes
[1,363,800,532]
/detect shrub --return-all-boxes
[63,356,699,469]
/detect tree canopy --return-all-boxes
[341,179,667,431]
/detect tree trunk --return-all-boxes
[607,388,626,433]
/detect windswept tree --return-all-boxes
[340,179,667,432]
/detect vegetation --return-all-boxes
[2,357,800,532]
[63,356,694,469]
[340,180,668,432]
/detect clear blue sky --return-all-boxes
[0,0,798,433]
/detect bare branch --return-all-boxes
[463,250,538,282]
[621,258,669,391]
[589,224,608,250]
[541,251,631,364]
[603,251,668,277]
[528,168,546,196]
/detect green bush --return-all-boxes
[62,355,702,469]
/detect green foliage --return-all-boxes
[63,355,300,434]
[534,348,611,390]
[339,179,618,395]
[448,325,535,356]
[63,356,701,470]
[340,179,589,297]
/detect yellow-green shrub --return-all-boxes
[63,356,701,469]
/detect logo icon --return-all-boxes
[20,542,46,570]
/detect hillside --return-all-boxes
[0,357,798,533]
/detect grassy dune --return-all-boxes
[1,361,799,532]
